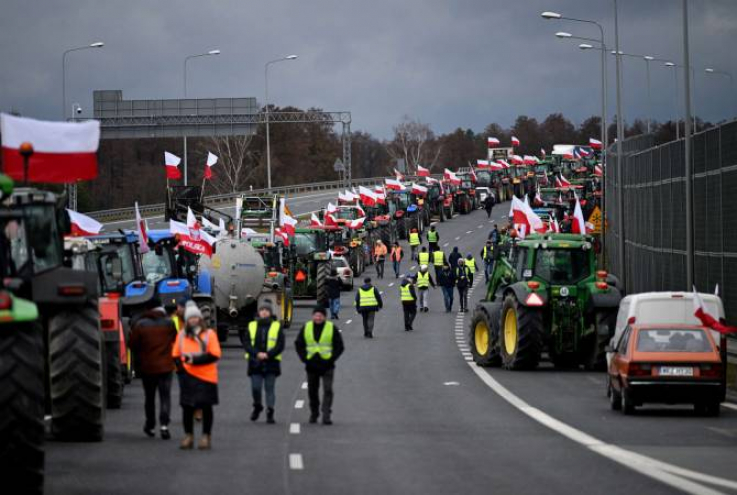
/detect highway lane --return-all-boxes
[46,206,737,495]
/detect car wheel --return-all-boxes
[622,388,635,415]
[609,380,621,411]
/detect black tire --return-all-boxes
[349,249,360,275]
[217,323,229,343]
[583,311,617,371]
[609,379,622,411]
[469,306,502,366]
[104,339,124,409]
[499,294,543,370]
[316,261,330,307]
[0,321,45,494]
[439,205,445,222]
[49,303,105,441]
[622,388,636,415]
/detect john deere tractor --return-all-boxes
[469,233,621,370]
[292,227,337,307]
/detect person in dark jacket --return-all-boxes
[455,259,471,312]
[489,225,500,245]
[326,269,342,319]
[354,277,383,338]
[448,246,462,270]
[399,275,417,331]
[173,302,222,450]
[130,297,178,439]
[241,303,285,424]
[484,194,495,218]
[295,307,345,425]
[436,263,456,312]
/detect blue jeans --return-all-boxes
[329,297,341,318]
[251,373,277,409]
[484,261,494,281]
[392,260,401,277]
[441,286,454,312]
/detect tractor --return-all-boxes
[164,184,232,226]
[469,233,621,371]
[423,181,447,222]
[142,230,194,310]
[387,189,426,237]
[454,175,477,214]
[322,204,374,275]
[291,226,338,307]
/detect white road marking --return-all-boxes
[290,423,301,434]
[388,283,394,287]
[295,400,305,409]
[443,242,449,247]
[411,265,417,270]
[722,402,737,411]
[464,356,474,361]
[379,291,384,295]
[444,381,460,386]
[478,224,483,228]
[467,364,736,495]
[289,453,304,470]
[466,230,473,234]
[455,236,460,240]
[301,382,308,390]
[346,319,352,324]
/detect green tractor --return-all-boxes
[469,233,621,370]
[291,227,338,307]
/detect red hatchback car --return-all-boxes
[607,324,725,416]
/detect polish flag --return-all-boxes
[523,155,537,166]
[496,160,511,169]
[426,176,439,185]
[444,169,461,185]
[510,155,524,166]
[274,227,290,247]
[490,161,505,171]
[67,209,103,236]
[417,165,430,177]
[541,148,546,158]
[359,185,377,206]
[509,196,545,239]
[559,174,572,187]
[476,159,490,169]
[374,186,387,205]
[1,113,100,183]
[348,189,359,201]
[411,182,428,195]
[394,168,405,181]
[204,152,218,180]
[571,193,588,235]
[487,137,500,148]
[469,168,478,182]
[170,208,216,257]
[310,213,323,227]
[594,163,604,177]
[165,152,182,179]
[548,217,561,233]
[324,202,339,226]
[693,288,737,335]
[385,178,404,191]
[348,217,365,230]
[589,138,603,150]
[534,188,543,206]
[281,213,298,236]
[338,190,353,203]
[135,201,150,253]
[511,136,520,147]
[356,203,366,217]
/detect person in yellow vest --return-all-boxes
[242,303,285,424]
[415,265,436,313]
[465,253,478,287]
[480,240,495,282]
[418,246,430,267]
[295,306,345,425]
[171,297,188,332]
[432,248,446,278]
[354,277,383,338]
[427,225,440,253]
[399,274,418,331]
[408,228,422,261]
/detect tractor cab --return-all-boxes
[166,185,233,227]
[143,230,192,310]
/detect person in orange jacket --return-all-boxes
[389,241,403,278]
[173,302,222,450]
[373,240,388,279]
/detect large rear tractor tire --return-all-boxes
[583,311,617,371]
[499,294,543,370]
[104,339,124,409]
[469,307,501,366]
[49,303,105,441]
[316,262,330,308]
[0,322,45,494]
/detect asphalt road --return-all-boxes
[46,206,737,495]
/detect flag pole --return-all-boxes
[200,176,207,204]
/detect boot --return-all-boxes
[322,415,333,425]
[180,434,194,450]
[266,408,275,424]
[309,413,319,424]
[198,434,211,450]
[250,404,264,422]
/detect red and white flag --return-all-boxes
[571,193,588,235]
[523,155,537,166]
[204,152,218,180]
[348,217,365,230]
[310,213,323,227]
[589,138,603,150]
[487,137,500,148]
[547,217,561,233]
[496,159,511,169]
[385,178,404,191]
[444,168,461,185]
[511,136,520,147]
[426,176,439,185]
[165,152,182,180]
[374,186,387,205]
[476,159,490,169]
[169,208,216,257]
[693,288,737,335]
[324,202,338,226]
[594,163,604,177]
[279,199,298,236]
[67,209,102,237]
[394,168,405,181]
[338,190,353,203]
[135,201,150,253]
[411,182,428,195]
[555,174,572,188]
[510,155,524,166]
[417,164,430,177]
[274,227,290,247]
[469,168,478,182]
[1,113,100,183]
[509,196,545,239]
[359,185,377,206]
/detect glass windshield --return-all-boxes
[461,180,473,189]
[260,247,281,269]
[3,218,27,277]
[142,250,174,284]
[427,187,439,200]
[534,248,591,284]
[99,244,137,288]
[335,208,358,220]
[636,329,713,353]
[294,233,319,256]
[331,257,347,268]
[22,205,63,273]
[396,193,411,209]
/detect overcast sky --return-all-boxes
[0,0,734,139]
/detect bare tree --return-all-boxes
[386,115,442,174]
[201,134,260,194]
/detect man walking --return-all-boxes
[484,193,495,219]
[130,297,177,440]
[448,246,462,270]
[373,240,388,279]
[399,275,418,331]
[295,307,345,425]
[389,241,403,278]
[415,264,436,313]
[326,269,342,319]
[481,240,495,282]
[489,224,500,245]
[465,253,478,287]
[418,246,430,267]
[408,228,421,260]
[427,225,440,253]
[354,277,383,338]
[437,263,456,313]
[455,259,471,312]
[432,247,446,278]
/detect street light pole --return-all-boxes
[182,49,220,186]
[264,55,298,191]
[613,0,626,288]
[683,0,694,289]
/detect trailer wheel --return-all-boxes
[49,302,105,441]
[316,262,330,307]
[0,321,45,494]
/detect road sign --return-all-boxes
[333,158,345,172]
[588,206,602,234]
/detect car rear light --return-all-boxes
[0,291,12,310]
[627,316,636,325]
[345,269,352,276]
[596,270,608,280]
[101,318,116,329]
[58,285,86,296]
[267,271,278,278]
[627,362,652,377]
[595,282,609,290]
[527,281,540,290]
[526,293,544,306]
[166,281,180,287]
[671,294,684,298]
[700,363,723,378]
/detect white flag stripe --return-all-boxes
[1,113,100,152]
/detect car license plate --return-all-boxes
[659,366,694,377]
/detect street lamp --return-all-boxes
[704,68,735,118]
[664,61,697,137]
[264,55,298,190]
[182,49,221,186]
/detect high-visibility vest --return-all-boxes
[433,250,445,266]
[482,246,494,261]
[305,321,334,360]
[172,329,221,384]
[390,247,403,261]
[400,284,415,302]
[358,287,379,308]
[246,320,282,361]
[466,257,476,272]
[427,230,438,243]
[416,271,430,288]
[457,266,471,280]
[173,316,182,332]
[409,232,420,246]
[418,252,430,265]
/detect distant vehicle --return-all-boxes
[607,324,724,416]
[331,255,354,289]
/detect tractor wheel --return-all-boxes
[499,294,543,370]
[104,339,124,409]
[469,307,501,367]
[0,321,45,494]
[396,219,407,240]
[608,378,622,411]
[379,224,391,245]
[316,262,330,307]
[583,311,617,371]
[49,303,105,441]
[622,389,636,415]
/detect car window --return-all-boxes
[332,258,347,268]
[515,247,528,279]
[618,326,632,355]
[636,329,713,353]
[615,300,631,334]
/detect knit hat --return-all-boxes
[258,302,274,315]
[184,301,203,321]
[312,306,327,316]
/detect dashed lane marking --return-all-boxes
[444,381,460,386]
[443,242,449,247]
[301,382,307,390]
[411,265,417,270]
[289,453,304,470]
[346,319,352,325]
[466,230,473,234]
[464,356,474,361]
[478,224,483,228]
[388,283,394,287]
[290,423,301,434]
[295,400,305,409]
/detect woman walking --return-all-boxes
[173,302,222,450]
[389,241,403,278]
